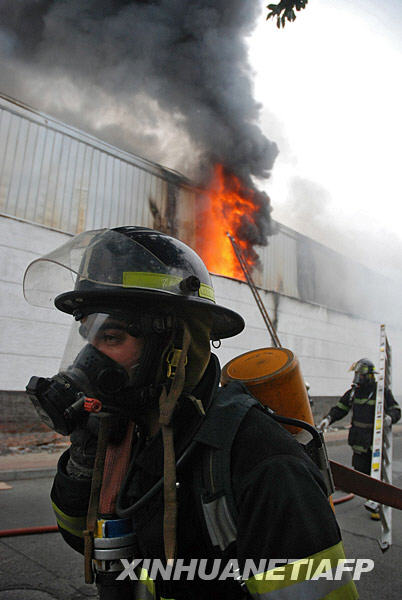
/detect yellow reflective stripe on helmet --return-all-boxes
[245,541,358,599]
[199,282,215,302]
[51,501,86,538]
[122,271,215,302]
[123,271,182,290]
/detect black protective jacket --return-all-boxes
[51,356,358,599]
[328,382,400,454]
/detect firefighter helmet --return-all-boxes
[349,358,377,386]
[349,358,377,375]
[23,226,245,341]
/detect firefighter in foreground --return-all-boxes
[319,358,400,519]
[25,226,358,599]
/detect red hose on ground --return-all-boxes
[0,525,58,537]
[333,493,355,505]
[0,494,355,538]
[0,493,355,537]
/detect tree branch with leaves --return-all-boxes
[267,1,308,28]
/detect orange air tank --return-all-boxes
[221,347,314,435]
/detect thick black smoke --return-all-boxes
[0,0,277,238]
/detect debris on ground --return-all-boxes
[0,422,69,455]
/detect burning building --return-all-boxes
[0,94,401,427]
[197,164,274,279]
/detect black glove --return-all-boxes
[66,415,129,479]
[66,415,99,479]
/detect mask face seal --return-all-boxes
[67,343,130,397]
[26,311,174,434]
[60,312,146,384]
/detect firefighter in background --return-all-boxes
[25,226,358,600]
[319,358,400,519]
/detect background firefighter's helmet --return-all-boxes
[349,358,377,386]
[23,226,245,341]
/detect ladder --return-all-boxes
[370,324,393,550]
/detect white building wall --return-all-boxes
[211,274,402,402]
[0,215,72,390]
[3,213,400,403]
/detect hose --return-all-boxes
[333,493,355,505]
[0,525,58,537]
[116,439,198,518]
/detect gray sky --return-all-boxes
[250,0,402,279]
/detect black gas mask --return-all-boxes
[26,344,132,435]
[352,371,368,387]
[26,311,173,435]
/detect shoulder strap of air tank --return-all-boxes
[193,381,260,552]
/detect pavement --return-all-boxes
[1,424,402,481]
[0,428,69,481]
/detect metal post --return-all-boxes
[226,233,281,348]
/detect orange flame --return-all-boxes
[196,164,259,280]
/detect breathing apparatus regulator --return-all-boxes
[26,309,177,435]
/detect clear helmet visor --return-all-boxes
[61,311,145,387]
[23,228,215,309]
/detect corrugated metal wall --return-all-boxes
[254,224,299,298]
[0,94,302,303]
[0,94,197,237]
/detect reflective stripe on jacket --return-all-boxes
[52,500,86,539]
[328,384,400,452]
[245,541,358,600]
